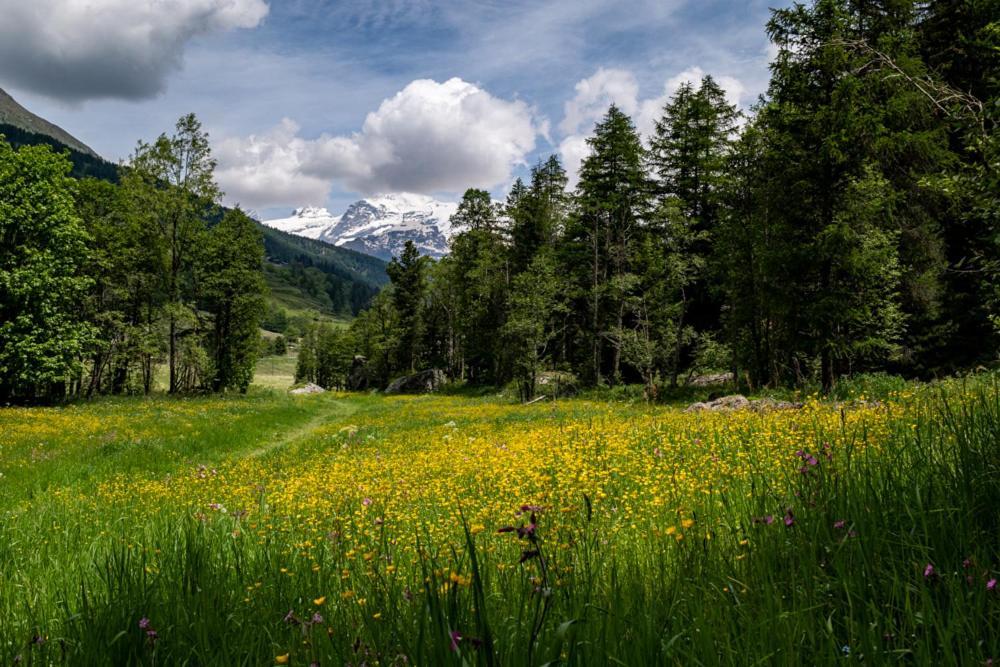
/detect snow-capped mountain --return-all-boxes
[264,194,459,261]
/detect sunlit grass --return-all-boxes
[0,377,997,664]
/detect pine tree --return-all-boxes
[568,105,650,384]
[386,240,428,373]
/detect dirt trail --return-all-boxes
[243,397,359,460]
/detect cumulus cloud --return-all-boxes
[559,66,748,188]
[0,0,269,102]
[216,77,543,208]
[215,119,332,211]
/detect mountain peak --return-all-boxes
[292,206,334,218]
[265,194,459,261]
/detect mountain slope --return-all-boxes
[0,87,99,157]
[266,193,459,260]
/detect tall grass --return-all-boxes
[1,380,998,665]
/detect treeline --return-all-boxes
[305,0,999,398]
[0,114,266,402]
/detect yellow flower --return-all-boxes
[275,654,289,665]
[681,518,695,529]
[313,596,326,606]
[666,526,677,535]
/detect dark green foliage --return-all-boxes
[259,225,388,316]
[202,208,268,393]
[295,322,353,389]
[386,240,428,372]
[0,142,95,402]
[0,123,119,182]
[0,114,272,400]
[342,0,998,396]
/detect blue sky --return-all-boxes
[0,0,790,219]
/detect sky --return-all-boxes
[0,0,791,220]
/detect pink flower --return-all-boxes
[924,563,936,578]
[988,579,997,592]
[362,497,372,507]
[833,520,846,530]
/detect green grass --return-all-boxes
[255,352,299,390]
[0,377,997,665]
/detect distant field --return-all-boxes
[0,378,997,664]
[255,351,299,389]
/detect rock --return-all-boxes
[536,371,579,397]
[688,372,735,387]
[348,355,369,391]
[384,369,447,395]
[684,394,749,413]
[290,383,325,395]
[749,397,803,412]
[685,394,803,413]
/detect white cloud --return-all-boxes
[559,68,640,136]
[216,78,543,209]
[215,118,332,212]
[0,0,269,102]
[559,66,749,188]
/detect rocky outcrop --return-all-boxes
[385,369,447,395]
[685,394,802,413]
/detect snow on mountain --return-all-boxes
[263,206,341,240]
[263,194,459,261]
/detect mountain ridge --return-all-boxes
[265,193,459,260]
[0,87,99,158]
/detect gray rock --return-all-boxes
[385,369,447,395]
[685,394,803,413]
[290,383,325,395]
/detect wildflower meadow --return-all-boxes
[1,376,998,665]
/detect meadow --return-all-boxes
[0,373,998,665]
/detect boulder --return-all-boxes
[684,394,749,413]
[536,371,579,397]
[385,369,447,395]
[749,397,803,412]
[685,394,803,413]
[290,383,325,395]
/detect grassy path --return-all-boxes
[244,395,359,459]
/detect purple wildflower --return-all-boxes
[924,563,936,579]
[450,631,463,652]
[138,617,151,630]
[764,515,775,525]
[362,497,373,507]
[833,520,846,530]
[783,509,795,527]
[988,579,997,592]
